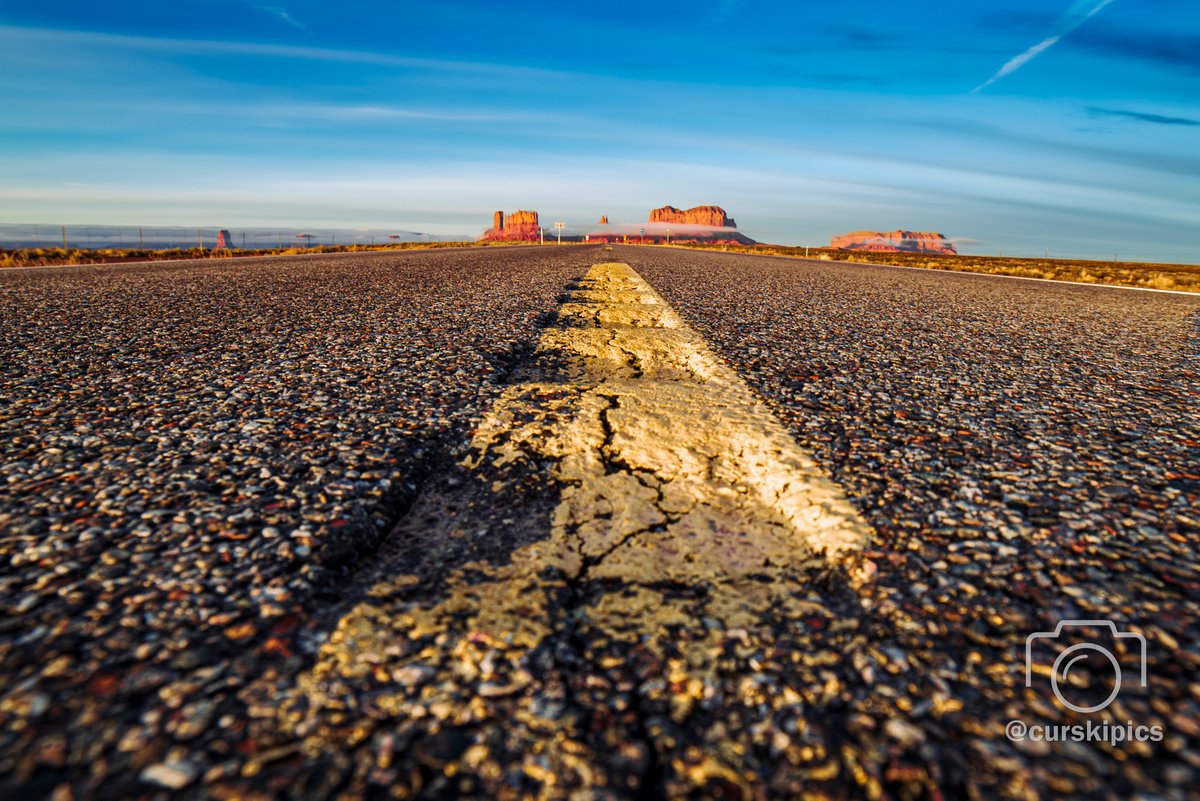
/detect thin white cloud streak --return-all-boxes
[82,100,552,124]
[973,35,1061,93]
[254,103,550,123]
[973,0,1117,92]
[2,93,554,126]
[0,24,572,80]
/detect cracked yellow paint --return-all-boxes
[273,262,876,798]
[473,261,870,576]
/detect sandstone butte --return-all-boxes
[587,204,754,245]
[831,230,957,255]
[649,205,736,228]
[482,210,541,242]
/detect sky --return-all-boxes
[0,0,1197,261]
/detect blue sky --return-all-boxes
[0,0,1197,261]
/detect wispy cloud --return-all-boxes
[973,0,1117,92]
[252,4,307,32]
[1086,106,1199,126]
[974,36,1062,92]
[247,103,552,123]
[151,100,556,125]
[0,24,569,80]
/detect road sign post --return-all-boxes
[553,222,565,244]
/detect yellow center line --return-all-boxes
[472,261,871,578]
[269,262,876,796]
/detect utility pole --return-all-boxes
[540,228,544,245]
[553,222,565,244]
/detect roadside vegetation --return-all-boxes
[7,240,1196,293]
[671,242,1200,293]
[0,240,528,269]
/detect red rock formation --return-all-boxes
[508,210,539,228]
[649,205,736,228]
[830,230,956,255]
[482,209,541,242]
[599,215,608,225]
[585,205,754,244]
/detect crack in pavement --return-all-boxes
[265,262,878,797]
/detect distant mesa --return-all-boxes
[587,204,754,244]
[831,230,956,255]
[482,209,541,242]
[649,205,735,228]
[483,205,756,245]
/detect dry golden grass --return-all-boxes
[0,241,512,269]
[671,243,1200,293]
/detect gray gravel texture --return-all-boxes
[2,244,1199,800]
[0,248,590,798]
[625,245,1200,800]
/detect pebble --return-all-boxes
[883,718,926,749]
[139,760,198,789]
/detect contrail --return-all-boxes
[973,0,1117,92]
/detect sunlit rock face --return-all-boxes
[649,205,735,228]
[482,210,541,242]
[831,230,957,254]
[587,205,753,244]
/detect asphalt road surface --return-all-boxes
[1,245,1197,800]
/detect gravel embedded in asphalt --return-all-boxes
[628,245,1200,799]
[2,244,1198,800]
[0,247,589,798]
